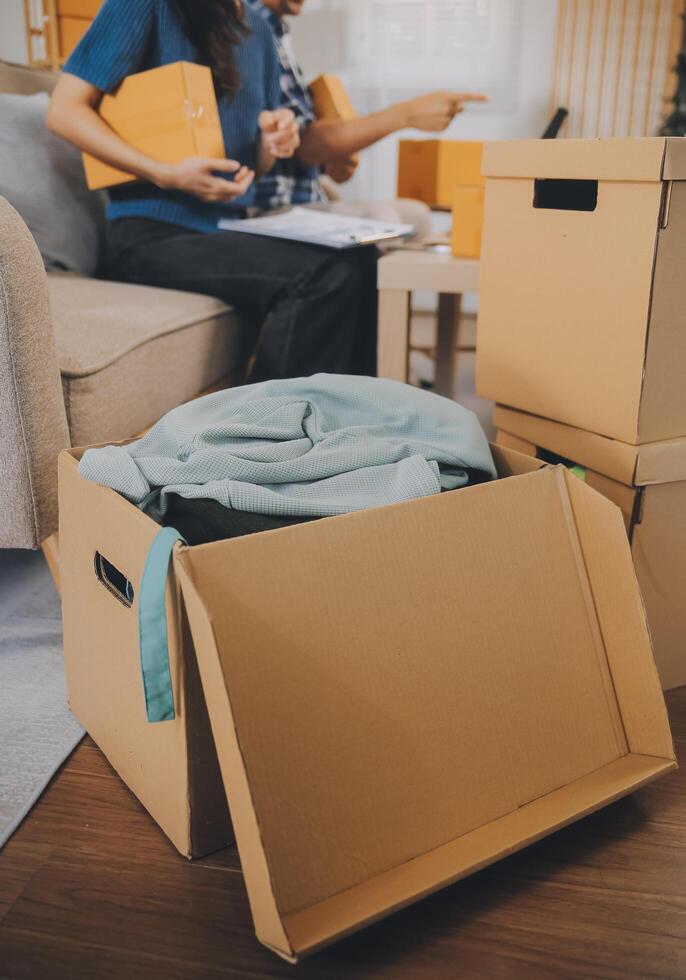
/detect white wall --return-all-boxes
[290,0,559,202]
[0,0,29,64]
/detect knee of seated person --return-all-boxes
[314,250,363,296]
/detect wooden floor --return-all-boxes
[1,689,684,980]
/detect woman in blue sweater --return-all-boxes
[47,0,377,380]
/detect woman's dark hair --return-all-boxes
[171,0,249,99]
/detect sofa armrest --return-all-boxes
[0,197,70,547]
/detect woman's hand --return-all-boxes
[258,108,300,159]
[155,157,255,202]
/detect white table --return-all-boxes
[377,250,480,397]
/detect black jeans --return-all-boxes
[106,218,378,382]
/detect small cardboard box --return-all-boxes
[494,403,686,692]
[308,74,359,167]
[58,442,675,959]
[477,137,686,444]
[309,74,357,122]
[397,140,484,208]
[451,184,484,258]
[82,62,225,191]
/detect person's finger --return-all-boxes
[204,157,242,173]
[269,138,294,153]
[206,177,239,195]
[452,92,489,106]
[258,110,277,132]
[207,166,250,190]
[231,171,255,194]
[271,130,299,148]
[274,108,296,130]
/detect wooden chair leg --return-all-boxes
[435,293,460,398]
[42,531,61,595]
[377,289,411,383]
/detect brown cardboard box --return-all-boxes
[58,442,675,959]
[494,403,686,692]
[56,0,101,14]
[451,184,484,258]
[58,448,231,858]
[82,62,225,191]
[57,15,91,59]
[308,74,359,167]
[397,140,484,208]
[309,74,357,122]
[55,0,101,60]
[477,137,686,444]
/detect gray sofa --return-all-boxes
[0,61,249,550]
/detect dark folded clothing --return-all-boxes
[161,495,319,546]
[160,472,488,546]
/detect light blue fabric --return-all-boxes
[79,375,496,520]
[138,527,185,722]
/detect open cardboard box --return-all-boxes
[494,403,686,692]
[58,442,676,960]
[477,137,686,444]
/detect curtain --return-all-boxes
[550,0,684,137]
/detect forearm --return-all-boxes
[46,99,168,186]
[256,138,276,178]
[297,104,407,166]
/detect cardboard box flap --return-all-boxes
[662,137,686,179]
[493,405,686,487]
[561,469,675,760]
[281,753,671,958]
[174,467,671,958]
[482,137,668,181]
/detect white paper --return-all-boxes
[218,207,413,249]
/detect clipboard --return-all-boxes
[218,206,414,249]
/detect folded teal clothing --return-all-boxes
[78,374,496,520]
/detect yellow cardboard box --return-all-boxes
[451,184,485,257]
[397,139,484,208]
[309,73,357,121]
[309,74,359,168]
[82,62,225,191]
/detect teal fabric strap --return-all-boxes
[138,527,186,723]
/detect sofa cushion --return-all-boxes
[0,60,57,96]
[0,91,106,275]
[48,275,252,446]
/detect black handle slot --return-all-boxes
[533,178,598,212]
[94,551,134,607]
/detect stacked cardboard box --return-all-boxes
[59,441,675,959]
[477,136,686,691]
[396,140,485,256]
[55,0,101,61]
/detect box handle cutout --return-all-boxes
[94,551,134,607]
[533,178,598,212]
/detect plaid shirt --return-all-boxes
[245,0,325,210]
